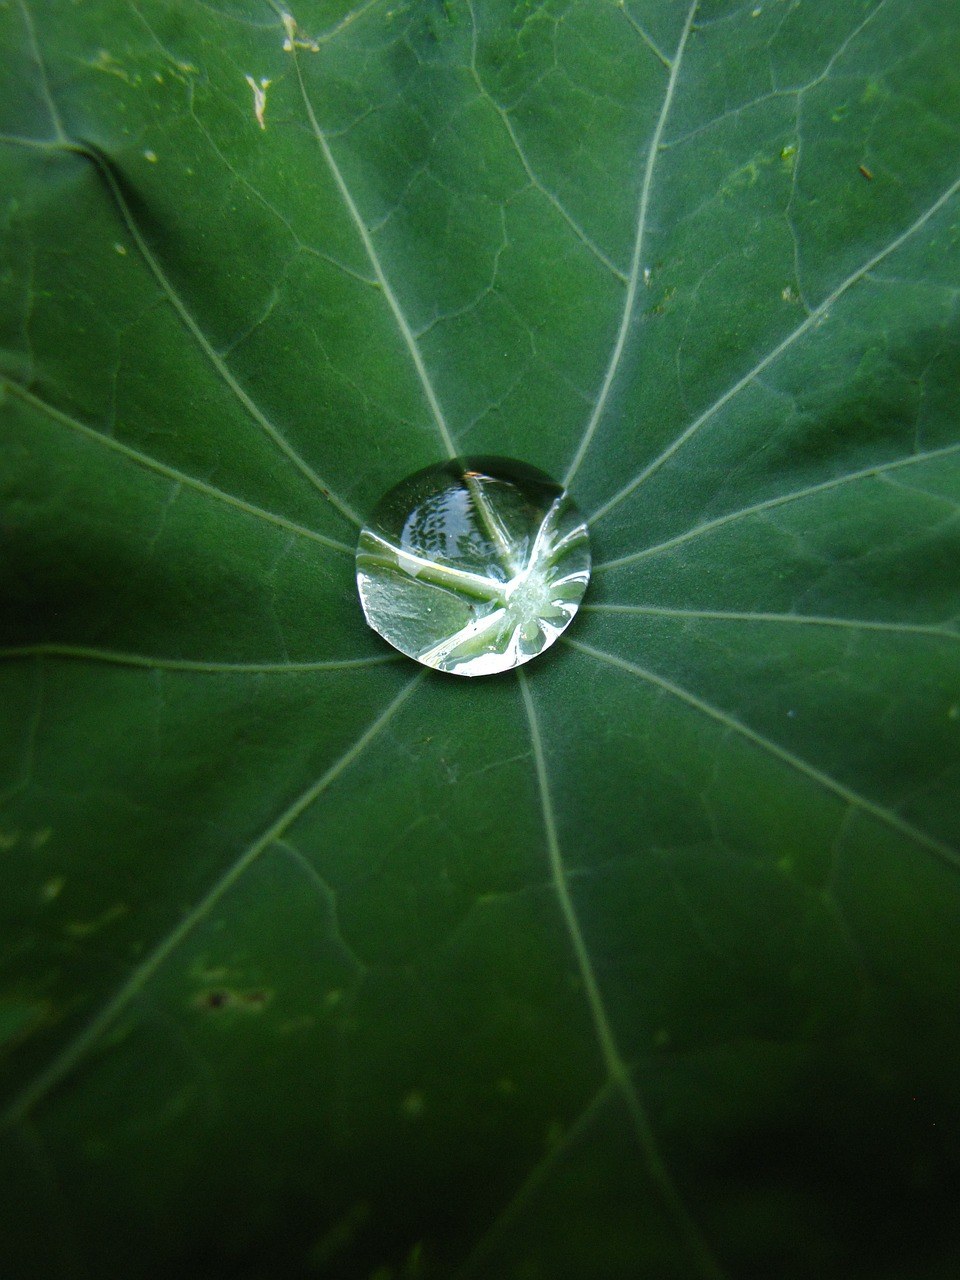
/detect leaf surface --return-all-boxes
[2,0,960,1276]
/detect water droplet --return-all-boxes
[356,458,591,677]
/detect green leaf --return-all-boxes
[2,0,960,1276]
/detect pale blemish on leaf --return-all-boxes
[0,831,20,852]
[39,877,63,903]
[281,12,319,53]
[143,149,158,163]
[401,1089,426,1118]
[193,987,273,1014]
[65,903,128,938]
[30,827,51,849]
[89,49,139,85]
[244,74,271,130]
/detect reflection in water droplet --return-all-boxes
[356,459,591,677]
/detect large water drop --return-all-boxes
[356,459,591,677]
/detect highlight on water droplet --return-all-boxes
[356,459,591,677]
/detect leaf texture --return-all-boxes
[2,0,960,1276]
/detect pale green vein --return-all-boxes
[67,143,361,526]
[11,2,360,528]
[564,0,699,487]
[593,440,960,570]
[465,0,630,283]
[517,668,725,1280]
[619,3,672,71]
[0,132,61,152]
[3,380,354,556]
[455,1080,615,1280]
[276,1,458,462]
[590,171,960,525]
[17,0,65,142]
[286,0,386,45]
[0,671,423,1130]
[0,645,399,673]
[567,638,960,873]
[584,603,960,640]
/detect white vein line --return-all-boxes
[564,0,698,487]
[593,440,960,570]
[4,379,355,555]
[309,0,385,45]
[464,0,629,283]
[0,645,400,672]
[67,143,361,527]
[517,668,725,1280]
[455,1080,616,1280]
[620,4,672,71]
[0,671,424,1130]
[11,4,359,527]
[278,2,458,461]
[809,0,892,91]
[589,171,960,525]
[567,638,960,873]
[489,99,629,283]
[583,603,960,640]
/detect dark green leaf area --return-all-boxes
[2,1,960,1278]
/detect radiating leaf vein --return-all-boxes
[567,638,960,873]
[565,0,699,487]
[517,668,724,1280]
[590,171,960,526]
[594,440,960,570]
[3,380,354,556]
[0,671,423,1130]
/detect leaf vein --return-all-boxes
[277,1,459,461]
[517,668,724,1280]
[0,671,423,1129]
[0,645,400,673]
[567,638,960,873]
[590,171,960,525]
[583,603,960,639]
[593,440,960,569]
[3,380,354,556]
[564,0,699,487]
